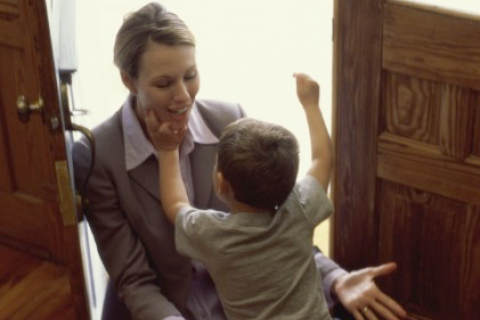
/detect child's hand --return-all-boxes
[294,72,320,109]
[145,109,187,151]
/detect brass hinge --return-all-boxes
[55,160,76,226]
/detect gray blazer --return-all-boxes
[73,99,245,320]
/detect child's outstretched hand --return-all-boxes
[145,109,187,151]
[294,72,320,109]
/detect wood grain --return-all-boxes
[378,181,467,319]
[383,2,480,90]
[383,71,440,144]
[0,245,76,320]
[459,205,480,318]
[439,83,473,160]
[0,19,22,49]
[335,0,480,319]
[0,1,90,318]
[332,0,384,269]
[473,91,480,157]
[377,133,480,205]
[0,112,12,192]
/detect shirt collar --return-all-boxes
[189,104,219,145]
[123,96,219,171]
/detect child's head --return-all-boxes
[217,118,300,210]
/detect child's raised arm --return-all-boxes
[294,73,333,191]
[145,109,190,225]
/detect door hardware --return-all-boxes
[16,95,44,122]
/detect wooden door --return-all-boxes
[0,0,89,319]
[332,0,480,319]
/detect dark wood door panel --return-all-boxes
[333,0,480,319]
[0,1,90,318]
[0,41,61,259]
[377,133,480,206]
[378,180,471,319]
[378,181,480,320]
[382,72,441,144]
[473,93,480,157]
[383,2,480,91]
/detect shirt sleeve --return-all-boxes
[175,207,228,261]
[295,175,334,227]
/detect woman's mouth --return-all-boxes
[167,106,189,121]
[169,107,188,115]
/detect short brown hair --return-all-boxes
[113,2,196,78]
[218,118,300,210]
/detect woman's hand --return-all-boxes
[333,262,407,320]
[145,109,187,151]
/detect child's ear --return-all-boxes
[216,172,231,196]
[121,71,138,95]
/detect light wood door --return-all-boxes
[0,0,89,319]
[332,0,480,319]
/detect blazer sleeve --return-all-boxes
[73,137,182,320]
[314,250,348,308]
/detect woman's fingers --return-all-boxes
[370,262,397,278]
[376,290,408,319]
[364,307,379,320]
[370,299,399,320]
[352,309,365,320]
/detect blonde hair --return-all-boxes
[113,2,196,78]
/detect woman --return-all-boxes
[73,3,407,320]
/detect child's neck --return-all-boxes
[228,200,275,214]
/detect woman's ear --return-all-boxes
[121,71,138,94]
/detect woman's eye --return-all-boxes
[156,82,170,88]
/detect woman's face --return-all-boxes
[124,41,200,131]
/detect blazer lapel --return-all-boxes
[129,155,160,201]
[190,143,217,209]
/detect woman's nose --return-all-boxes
[173,82,189,103]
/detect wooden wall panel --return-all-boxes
[383,72,440,144]
[383,2,480,91]
[378,181,474,319]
